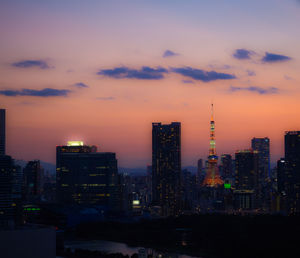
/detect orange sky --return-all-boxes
[1,1,300,167]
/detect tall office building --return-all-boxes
[56,141,120,210]
[221,154,233,178]
[0,109,5,156]
[284,131,300,213]
[152,122,181,216]
[251,137,270,182]
[0,109,23,228]
[23,160,44,203]
[235,150,259,190]
[0,155,23,228]
[234,150,259,210]
[202,104,223,187]
[196,159,203,185]
[251,138,271,211]
[277,158,286,194]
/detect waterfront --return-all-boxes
[64,240,200,258]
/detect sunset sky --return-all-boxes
[1,0,300,167]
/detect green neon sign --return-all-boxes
[224,183,231,189]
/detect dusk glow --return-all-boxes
[1,0,300,167]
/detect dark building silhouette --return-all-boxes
[221,154,233,178]
[251,137,270,182]
[23,160,44,203]
[0,109,5,156]
[251,137,271,211]
[277,158,287,195]
[0,155,23,228]
[152,122,181,216]
[284,131,300,213]
[146,165,152,204]
[234,150,259,210]
[196,159,203,185]
[182,169,196,211]
[56,141,120,211]
[0,110,23,228]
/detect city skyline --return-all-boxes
[1,0,300,167]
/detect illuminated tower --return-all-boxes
[202,104,224,187]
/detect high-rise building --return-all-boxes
[56,141,120,210]
[146,165,152,204]
[277,158,287,195]
[0,109,5,156]
[0,109,23,228]
[235,150,259,190]
[284,131,300,213]
[0,155,23,229]
[202,104,223,187]
[251,137,270,182]
[221,154,233,178]
[251,137,271,211]
[152,122,181,216]
[234,150,259,210]
[23,160,44,203]
[196,159,203,185]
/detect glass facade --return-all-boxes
[152,122,181,216]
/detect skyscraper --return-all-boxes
[251,137,271,211]
[0,155,23,228]
[284,131,300,213]
[0,109,5,156]
[152,122,181,216]
[23,160,44,203]
[251,137,270,182]
[221,154,233,178]
[202,104,223,187]
[234,150,259,210]
[196,158,203,185]
[56,141,120,210]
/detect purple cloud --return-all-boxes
[0,88,71,97]
[163,50,179,58]
[230,86,278,95]
[12,60,51,69]
[172,67,236,82]
[262,52,292,63]
[98,66,168,80]
[233,49,253,60]
[73,82,89,88]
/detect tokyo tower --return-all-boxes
[202,103,224,187]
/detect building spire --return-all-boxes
[202,103,224,187]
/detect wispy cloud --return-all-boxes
[182,80,194,84]
[163,50,179,58]
[262,52,291,63]
[229,86,278,95]
[0,88,71,97]
[12,60,51,69]
[247,70,256,76]
[284,75,293,80]
[96,96,115,101]
[72,82,89,88]
[233,49,253,60]
[208,64,232,70]
[98,66,168,80]
[172,67,236,82]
